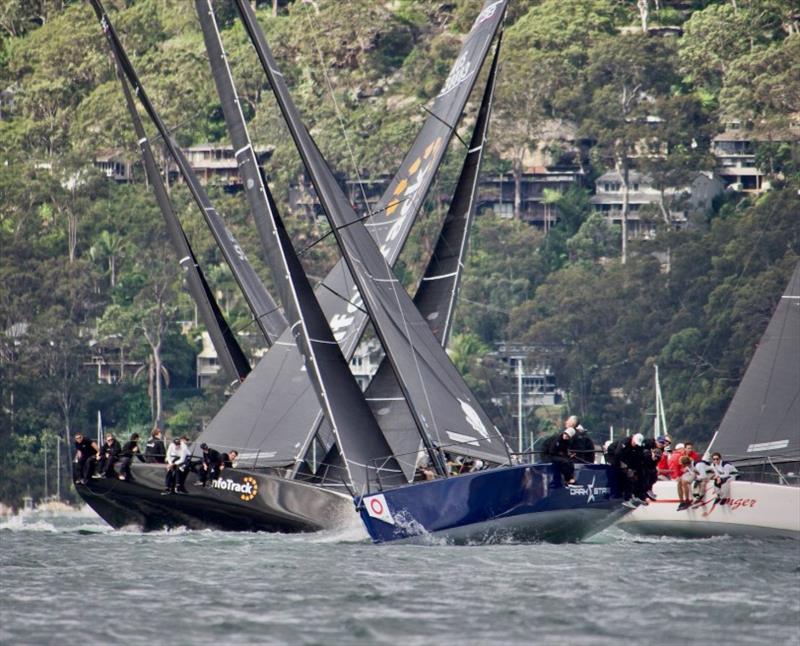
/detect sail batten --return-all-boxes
[708,263,800,466]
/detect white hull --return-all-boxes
[617,479,800,539]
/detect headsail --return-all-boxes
[116,70,251,382]
[195,0,400,490]
[708,263,800,466]
[88,0,287,347]
[194,0,509,468]
[364,36,504,481]
[249,1,510,467]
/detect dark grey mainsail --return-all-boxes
[117,71,251,382]
[89,0,287,348]
[708,263,800,466]
[251,2,510,468]
[195,0,401,490]
[195,0,508,467]
[363,36,504,481]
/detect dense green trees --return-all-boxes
[0,0,797,506]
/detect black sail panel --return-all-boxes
[246,1,510,467]
[365,37,503,481]
[88,0,287,347]
[195,0,400,489]
[708,263,800,465]
[196,0,508,466]
[117,71,251,382]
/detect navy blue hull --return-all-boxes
[357,463,626,544]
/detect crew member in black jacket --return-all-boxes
[72,432,98,484]
[541,428,576,484]
[118,433,145,481]
[197,443,222,486]
[614,433,647,505]
[570,423,596,464]
[144,427,166,463]
[96,433,121,478]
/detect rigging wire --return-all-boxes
[302,5,371,217]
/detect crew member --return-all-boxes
[709,452,738,504]
[118,433,144,481]
[614,433,646,506]
[144,427,166,463]
[72,432,98,484]
[641,437,664,500]
[570,423,596,465]
[97,433,121,478]
[221,450,239,470]
[541,427,576,484]
[676,454,694,510]
[164,438,181,494]
[174,436,191,493]
[197,443,222,486]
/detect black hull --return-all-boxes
[76,463,355,533]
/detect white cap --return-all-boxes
[675,443,685,451]
[632,433,644,447]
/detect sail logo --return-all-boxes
[459,399,490,442]
[212,475,258,502]
[329,287,364,342]
[438,51,472,98]
[476,1,503,26]
[568,476,609,504]
[380,137,443,257]
[224,226,248,262]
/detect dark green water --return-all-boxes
[1,509,798,645]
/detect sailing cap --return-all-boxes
[564,428,576,439]
[632,433,644,447]
[675,443,685,451]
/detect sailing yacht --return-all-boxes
[78,0,509,532]
[618,263,800,539]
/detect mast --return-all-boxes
[88,0,287,347]
[196,0,400,489]
[240,0,510,468]
[116,68,251,381]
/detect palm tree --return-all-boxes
[90,230,126,287]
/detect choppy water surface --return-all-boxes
[1,509,798,645]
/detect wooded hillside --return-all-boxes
[1,0,798,504]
